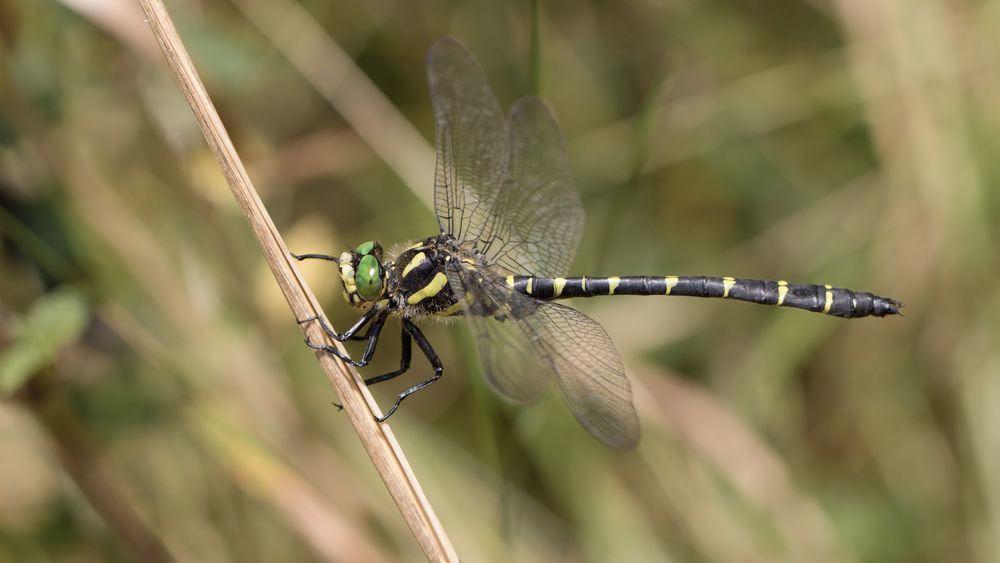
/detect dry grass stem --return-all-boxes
[134,0,458,560]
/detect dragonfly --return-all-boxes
[294,38,902,448]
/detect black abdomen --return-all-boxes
[505,275,902,318]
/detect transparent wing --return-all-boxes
[447,263,640,448]
[444,263,551,403]
[486,97,584,277]
[535,302,640,449]
[427,40,584,277]
[426,38,508,246]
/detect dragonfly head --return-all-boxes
[338,241,387,305]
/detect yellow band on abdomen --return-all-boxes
[722,277,735,298]
[665,276,679,294]
[608,276,620,295]
[553,277,567,297]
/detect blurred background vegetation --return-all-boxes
[1,0,997,561]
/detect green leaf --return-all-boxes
[0,345,47,395]
[0,288,90,395]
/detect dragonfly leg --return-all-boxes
[290,251,339,263]
[300,304,381,346]
[330,319,413,411]
[300,314,371,341]
[347,327,373,341]
[363,327,413,387]
[304,308,389,367]
[376,320,442,423]
[301,314,373,342]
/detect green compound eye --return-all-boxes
[355,254,383,301]
[354,241,376,255]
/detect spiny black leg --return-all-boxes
[304,337,355,364]
[377,320,442,423]
[347,327,373,342]
[307,309,390,368]
[355,310,390,366]
[300,314,372,341]
[363,326,413,386]
[331,321,410,411]
[300,304,380,346]
[290,252,339,263]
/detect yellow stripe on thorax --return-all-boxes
[722,277,735,298]
[407,272,449,304]
[401,252,427,277]
[526,277,533,294]
[777,280,788,305]
[505,275,515,288]
[665,276,679,295]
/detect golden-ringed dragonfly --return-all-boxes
[294,38,902,449]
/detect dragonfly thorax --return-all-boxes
[386,236,463,318]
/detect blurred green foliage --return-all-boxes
[0,288,88,395]
[1,0,997,562]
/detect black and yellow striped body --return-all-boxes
[389,238,460,317]
[296,38,904,448]
[504,275,901,318]
[381,236,900,320]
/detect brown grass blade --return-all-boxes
[133,1,458,560]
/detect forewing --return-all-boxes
[447,264,640,448]
[426,38,508,244]
[445,262,551,402]
[485,97,585,277]
[426,39,584,277]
